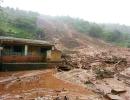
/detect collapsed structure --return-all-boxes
[0,36,62,71]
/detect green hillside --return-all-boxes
[0,7,130,47]
[0,7,41,38]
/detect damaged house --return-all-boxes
[0,36,62,71]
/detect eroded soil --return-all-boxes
[0,69,100,100]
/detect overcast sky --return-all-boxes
[2,0,130,25]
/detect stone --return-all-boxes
[64,96,69,100]
[106,94,123,100]
[111,88,126,94]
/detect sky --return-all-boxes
[1,0,130,25]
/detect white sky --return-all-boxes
[2,0,130,25]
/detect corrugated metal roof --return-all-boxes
[0,36,53,46]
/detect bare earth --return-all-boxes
[0,69,101,100]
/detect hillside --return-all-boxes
[0,7,130,51]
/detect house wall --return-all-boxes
[2,55,43,63]
[28,46,40,56]
[51,50,62,62]
[1,45,52,63]
[28,46,48,61]
[1,43,62,63]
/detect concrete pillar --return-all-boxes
[0,47,3,56]
[46,50,52,61]
[0,47,2,54]
[24,45,28,56]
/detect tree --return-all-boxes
[88,26,103,38]
[107,30,123,42]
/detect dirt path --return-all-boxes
[0,69,95,99]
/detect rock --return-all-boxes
[111,88,126,94]
[124,80,130,86]
[95,84,111,95]
[90,62,102,67]
[53,97,60,100]
[15,95,23,99]
[95,68,114,79]
[55,89,62,93]
[64,96,69,100]
[35,96,43,100]
[53,96,69,100]
[106,94,123,100]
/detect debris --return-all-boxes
[64,96,69,100]
[94,83,111,95]
[106,94,123,100]
[57,51,128,74]
[84,80,94,85]
[53,96,60,100]
[124,80,130,86]
[117,67,130,86]
[95,68,114,79]
[57,65,72,71]
[111,88,126,94]
[57,55,73,71]
[53,96,69,100]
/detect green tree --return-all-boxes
[88,26,103,38]
[107,30,123,42]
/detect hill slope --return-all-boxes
[0,7,130,51]
[36,15,112,52]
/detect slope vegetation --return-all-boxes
[0,7,130,51]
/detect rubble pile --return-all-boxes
[56,51,130,100]
[57,52,128,74]
[56,69,95,84]
[94,68,114,79]
[56,55,74,71]
[56,68,130,100]
[119,67,130,86]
